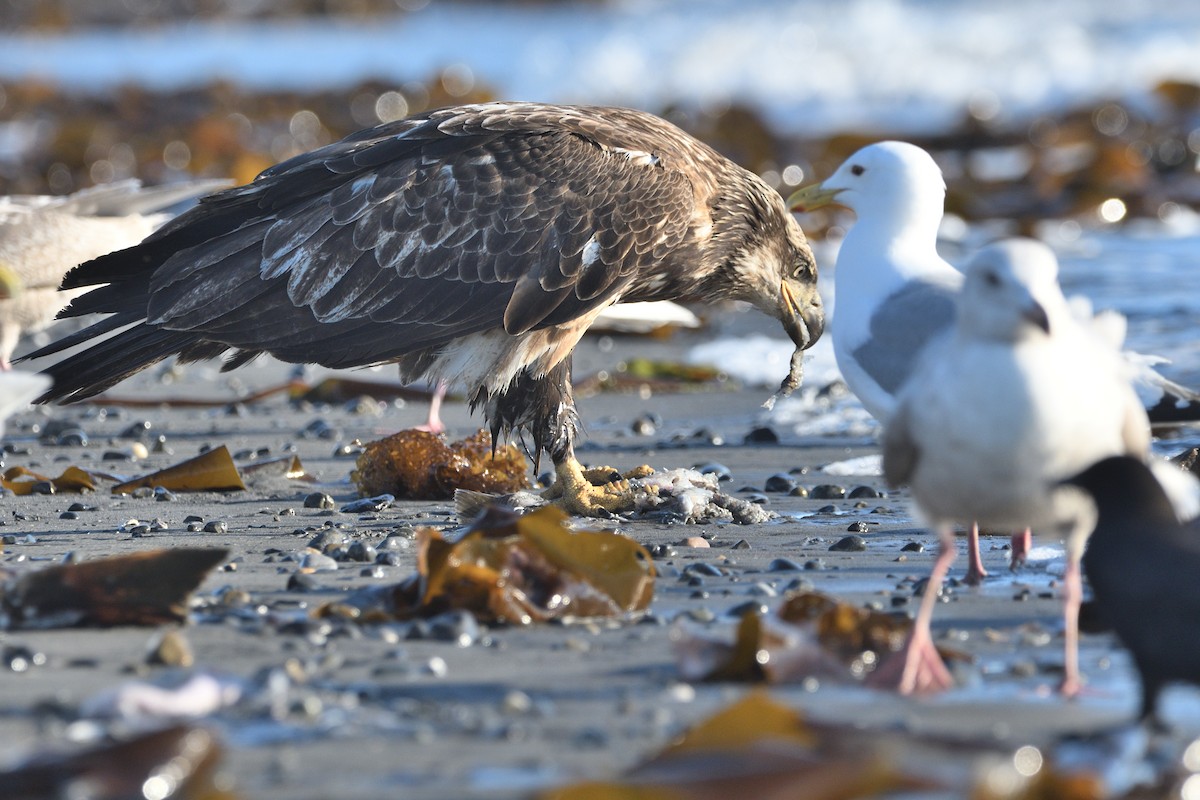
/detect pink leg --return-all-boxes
[868,523,956,694]
[1060,555,1083,697]
[414,382,447,434]
[1009,528,1031,570]
[963,521,988,586]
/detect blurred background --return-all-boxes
[0,0,1198,390]
[1,0,1199,231]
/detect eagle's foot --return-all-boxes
[544,459,650,517]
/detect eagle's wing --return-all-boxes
[53,105,701,374]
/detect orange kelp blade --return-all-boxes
[112,446,246,494]
[2,548,228,629]
[341,504,654,624]
[1,465,97,495]
[543,693,932,800]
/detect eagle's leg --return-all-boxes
[483,359,635,516]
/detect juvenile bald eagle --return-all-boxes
[29,102,824,514]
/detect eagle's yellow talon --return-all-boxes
[546,458,640,516]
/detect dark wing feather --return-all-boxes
[31,104,706,400]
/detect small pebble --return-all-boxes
[743,426,779,444]
[725,601,769,617]
[340,494,395,513]
[803,559,826,571]
[848,485,883,499]
[788,486,810,497]
[153,487,176,502]
[829,535,868,552]
[730,539,751,550]
[846,521,870,533]
[203,521,228,534]
[427,610,481,647]
[901,541,925,552]
[763,473,796,493]
[119,421,153,440]
[748,582,777,597]
[146,629,193,667]
[3,645,46,672]
[55,428,88,447]
[767,557,804,572]
[678,537,709,549]
[298,552,339,572]
[309,530,348,550]
[345,542,378,562]
[695,463,732,482]
[304,492,336,510]
[287,573,320,592]
[631,414,658,436]
[810,484,846,500]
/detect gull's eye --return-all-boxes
[850,164,865,176]
[983,271,1001,288]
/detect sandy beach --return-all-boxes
[2,306,1192,799]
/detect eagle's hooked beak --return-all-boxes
[0,264,20,301]
[787,182,844,213]
[780,280,824,350]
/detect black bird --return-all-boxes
[1064,455,1200,722]
[24,102,824,515]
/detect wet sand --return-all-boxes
[0,314,1192,798]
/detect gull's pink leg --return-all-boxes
[963,521,988,585]
[1010,528,1032,570]
[1060,555,1083,698]
[414,382,447,434]
[868,523,956,694]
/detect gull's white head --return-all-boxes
[959,238,1064,342]
[789,141,946,233]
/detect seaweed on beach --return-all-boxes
[112,445,247,494]
[542,692,936,799]
[0,465,97,495]
[0,548,228,629]
[337,504,655,624]
[674,590,959,686]
[352,429,529,500]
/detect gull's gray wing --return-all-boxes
[851,279,957,396]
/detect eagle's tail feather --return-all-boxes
[35,325,199,404]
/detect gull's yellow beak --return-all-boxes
[0,264,21,301]
[787,182,844,213]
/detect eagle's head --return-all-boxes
[711,182,824,352]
